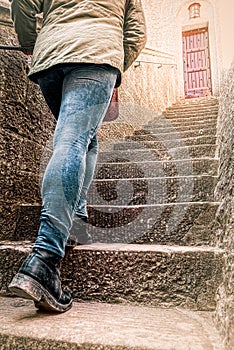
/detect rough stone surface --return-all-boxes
[1,99,220,246]
[95,159,219,177]
[144,122,217,134]
[0,296,224,350]
[0,242,224,311]
[0,21,54,240]
[113,136,216,150]
[5,203,219,246]
[88,203,219,246]
[214,63,234,350]
[97,145,217,162]
[0,204,41,241]
[89,176,217,204]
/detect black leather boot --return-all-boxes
[8,248,72,313]
[66,215,92,247]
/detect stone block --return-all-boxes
[95,159,219,177]
[0,204,40,241]
[3,202,218,246]
[97,145,216,162]
[0,242,224,311]
[113,136,216,150]
[1,165,40,203]
[88,175,217,205]
[88,202,219,246]
[128,127,217,140]
[144,122,217,133]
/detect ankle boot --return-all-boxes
[8,248,72,313]
[67,215,92,247]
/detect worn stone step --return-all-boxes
[0,296,224,350]
[159,115,217,124]
[95,159,219,177]
[0,242,224,311]
[167,103,218,111]
[88,175,217,205]
[162,110,218,118]
[1,201,219,247]
[161,113,218,122]
[129,127,216,140]
[167,102,218,111]
[113,136,216,150]
[143,121,216,133]
[87,202,219,246]
[97,145,216,162]
[146,118,217,128]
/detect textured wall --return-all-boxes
[0,13,55,240]
[214,62,234,349]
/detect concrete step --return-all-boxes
[129,127,217,140]
[0,296,224,350]
[143,121,216,133]
[113,135,216,150]
[87,202,219,246]
[88,175,217,205]
[95,159,219,177]
[97,145,216,162]
[0,242,224,311]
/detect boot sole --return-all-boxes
[8,273,72,313]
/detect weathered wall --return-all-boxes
[214,62,234,349]
[0,6,55,240]
[216,0,234,69]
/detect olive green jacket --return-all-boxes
[10,0,147,82]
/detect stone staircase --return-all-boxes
[0,97,225,349]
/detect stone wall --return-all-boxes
[0,8,55,240]
[214,62,234,349]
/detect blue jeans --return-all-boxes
[34,64,118,257]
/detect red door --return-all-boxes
[182,27,212,98]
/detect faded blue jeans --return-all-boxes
[34,64,118,257]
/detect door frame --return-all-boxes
[182,26,212,98]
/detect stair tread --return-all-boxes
[97,157,219,164]
[0,241,225,253]
[0,242,224,310]
[0,296,224,349]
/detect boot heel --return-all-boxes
[8,273,42,302]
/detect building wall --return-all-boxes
[137,0,233,100]
[214,62,234,350]
[216,0,234,70]
[119,47,178,121]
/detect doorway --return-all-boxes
[182,27,212,98]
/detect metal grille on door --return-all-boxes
[182,27,212,98]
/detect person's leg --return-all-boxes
[34,65,94,246]
[9,64,118,312]
[35,65,117,256]
[67,135,98,246]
